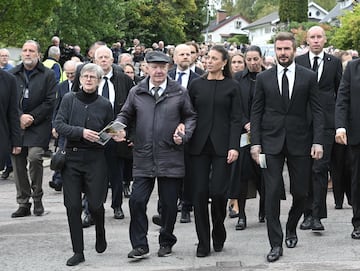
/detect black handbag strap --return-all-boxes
[61,93,76,151]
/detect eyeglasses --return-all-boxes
[81,75,98,80]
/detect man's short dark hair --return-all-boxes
[274,32,296,49]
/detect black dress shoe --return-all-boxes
[66,252,85,266]
[259,213,265,223]
[114,207,125,219]
[152,214,162,226]
[311,218,324,231]
[351,227,360,239]
[285,231,298,248]
[11,206,31,218]
[123,183,131,198]
[228,206,239,218]
[49,181,62,191]
[1,167,13,179]
[267,246,283,262]
[196,247,210,257]
[33,201,44,216]
[180,210,191,223]
[335,204,343,209]
[82,214,94,228]
[213,243,224,252]
[235,217,247,230]
[300,216,312,230]
[95,229,107,253]
[158,245,172,257]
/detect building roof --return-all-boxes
[320,1,354,23]
[242,11,279,30]
[203,14,248,33]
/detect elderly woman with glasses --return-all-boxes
[54,63,114,266]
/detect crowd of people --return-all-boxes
[1,26,360,266]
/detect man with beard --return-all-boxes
[250,32,324,262]
[10,40,56,217]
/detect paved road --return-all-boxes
[1,161,360,270]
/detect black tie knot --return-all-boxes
[312,56,319,72]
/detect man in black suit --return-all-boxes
[250,32,324,262]
[94,46,133,220]
[0,70,22,174]
[169,44,199,223]
[296,26,343,231]
[335,57,360,239]
[186,41,205,75]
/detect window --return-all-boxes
[234,20,242,29]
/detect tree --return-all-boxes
[0,0,60,47]
[279,0,307,23]
[330,4,360,51]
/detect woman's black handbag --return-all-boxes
[50,93,75,171]
[50,149,66,171]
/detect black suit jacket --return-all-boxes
[188,77,242,156]
[251,65,323,156]
[168,69,199,88]
[0,70,21,168]
[335,58,360,145]
[295,52,342,129]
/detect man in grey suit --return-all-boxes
[250,32,324,262]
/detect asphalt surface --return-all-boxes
[1,160,360,271]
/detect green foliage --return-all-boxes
[0,0,60,47]
[313,0,336,11]
[330,4,360,51]
[227,34,249,45]
[0,0,207,54]
[279,0,307,23]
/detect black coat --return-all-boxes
[335,58,360,145]
[10,61,57,147]
[0,70,21,168]
[115,77,197,178]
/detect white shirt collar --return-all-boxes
[309,50,324,61]
[277,61,295,75]
[149,79,167,92]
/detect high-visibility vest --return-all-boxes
[43,58,64,83]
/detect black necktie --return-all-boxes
[282,68,289,107]
[177,72,185,85]
[102,77,109,99]
[153,86,160,101]
[312,56,319,72]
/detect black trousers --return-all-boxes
[129,177,180,249]
[349,144,360,228]
[105,140,124,210]
[62,148,108,253]
[191,153,231,254]
[330,143,352,207]
[263,150,312,249]
[304,130,334,219]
